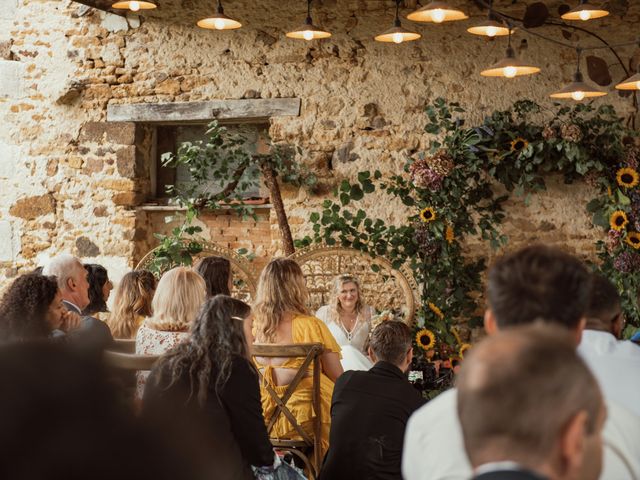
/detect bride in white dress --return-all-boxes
[315,275,375,371]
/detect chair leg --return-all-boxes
[277,448,316,480]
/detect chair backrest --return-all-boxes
[252,343,324,476]
[111,338,136,354]
[103,350,160,371]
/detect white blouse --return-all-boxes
[315,305,374,353]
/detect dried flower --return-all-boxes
[409,157,443,190]
[542,124,557,140]
[613,251,640,273]
[561,124,583,143]
[625,146,639,169]
[607,229,622,253]
[427,150,455,177]
[583,171,600,188]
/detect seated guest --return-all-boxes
[457,324,605,480]
[143,295,275,479]
[108,270,156,339]
[316,274,375,371]
[135,267,206,397]
[0,273,81,342]
[82,263,113,318]
[43,254,113,349]
[319,321,426,480]
[402,245,640,480]
[579,274,640,417]
[194,255,233,297]
[253,258,343,458]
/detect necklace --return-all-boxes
[339,311,359,343]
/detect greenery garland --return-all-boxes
[297,98,640,389]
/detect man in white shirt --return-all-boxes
[402,245,640,480]
[579,274,640,417]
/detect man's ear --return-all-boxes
[484,309,498,336]
[65,276,76,292]
[558,410,587,478]
[574,317,586,345]
[406,347,414,366]
[368,346,377,363]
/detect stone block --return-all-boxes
[75,236,100,257]
[116,145,137,178]
[0,40,12,60]
[112,191,144,206]
[0,220,13,261]
[9,194,56,220]
[0,59,22,98]
[0,0,17,22]
[0,141,19,179]
[79,122,136,145]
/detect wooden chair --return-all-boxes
[252,343,324,479]
[111,338,136,354]
[103,350,160,371]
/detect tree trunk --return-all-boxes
[260,159,295,256]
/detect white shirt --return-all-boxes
[401,388,640,480]
[578,330,640,417]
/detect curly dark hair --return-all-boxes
[83,264,109,316]
[0,274,59,342]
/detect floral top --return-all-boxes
[135,322,189,399]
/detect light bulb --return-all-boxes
[485,26,498,37]
[571,90,585,101]
[431,9,445,23]
[578,10,591,21]
[213,18,226,29]
[503,66,517,78]
[129,1,140,11]
[303,30,314,41]
[392,32,404,44]
[636,81,640,90]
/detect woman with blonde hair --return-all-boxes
[108,270,156,339]
[253,258,343,458]
[316,274,375,371]
[135,267,206,397]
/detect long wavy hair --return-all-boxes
[153,295,252,407]
[253,258,309,343]
[146,267,206,332]
[83,264,110,315]
[108,270,156,339]
[329,274,364,320]
[0,274,59,341]
[194,256,231,297]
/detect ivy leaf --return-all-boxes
[586,56,612,86]
[523,2,549,28]
[350,184,364,201]
[340,193,350,206]
[310,212,320,222]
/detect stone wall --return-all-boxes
[1,0,639,293]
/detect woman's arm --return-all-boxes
[320,350,343,382]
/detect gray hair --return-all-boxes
[42,254,83,292]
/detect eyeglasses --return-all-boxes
[231,316,245,321]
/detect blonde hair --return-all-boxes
[253,258,309,343]
[146,267,206,332]
[329,274,364,320]
[108,271,156,339]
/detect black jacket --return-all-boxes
[473,469,549,480]
[319,361,426,480]
[142,355,274,480]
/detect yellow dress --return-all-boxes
[255,314,341,458]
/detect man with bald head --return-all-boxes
[457,324,606,480]
[43,254,112,349]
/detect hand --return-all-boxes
[60,311,82,332]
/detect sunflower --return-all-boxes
[419,207,436,223]
[616,167,640,188]
[445,225,455,244]
[510,137,529,152]
[415,328,436,351]
[459,343,472,359]
[428,302,444,319]
[626,232,640,250]
[610,211,629,231]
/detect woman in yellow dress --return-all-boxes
[252,258,343,458]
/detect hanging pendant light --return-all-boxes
[286,0,331,40]
[467,19,510,37]
[407,1,468,23]
[615,72,640,91]
[375,0,421,44]
[550,49,606,100]
[481,29,540,77]
[561,1,609,21]
[112,0,156,11]
[197,0,242,30]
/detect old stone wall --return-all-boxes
[1,0,639,293]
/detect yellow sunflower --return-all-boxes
[510,137,529,152]
[416,328,436,351]
[610,211,629,231]
[445,225,455,244]
[429,302,444,319]
[459,343,472,359]
[626,232,640,250]
[616,167,640,188]
[419,207,436,223]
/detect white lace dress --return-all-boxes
[315,305,375,372]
